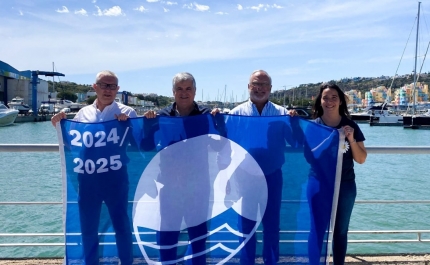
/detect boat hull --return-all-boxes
[403,115,430,129]
[8,104,30,114]
[0,112,19,126]
[351,114,370,121]
[353,112,403,126]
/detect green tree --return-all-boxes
[86,96,97,105]
[270,98,283,106]
[134,94,173,107]
[57,91,78,102]
[157,96,172,107]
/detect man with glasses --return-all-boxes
[51,70,135,123]
[228,70,298,265]
[230,70,284,116]
[51,70,136,265]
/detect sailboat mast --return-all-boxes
[412,1,421,115]
[52,62,55,94]
[224,85,227,108]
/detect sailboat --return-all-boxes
[403,2,430,129]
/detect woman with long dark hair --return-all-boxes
[309,82,367,265]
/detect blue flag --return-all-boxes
[57,114,341,265]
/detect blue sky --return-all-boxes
[3,0,430,101]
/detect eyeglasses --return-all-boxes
[97,83,118,90]
[250,82,271,89]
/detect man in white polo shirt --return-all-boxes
[229,70,298,265]
[51,71,136,124]
[51,70,136,265]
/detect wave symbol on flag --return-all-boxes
[132,134,268,264]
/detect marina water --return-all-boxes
[0,120,429,258]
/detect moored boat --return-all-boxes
[286,107,313,119]
[352,103,403,125]
[222,108,231,114]
[350,104,386,122]
[403,109,430,129]
[369,113,404,126]
[401,2,429,130]
[54,99,83,111]
[0,103,19,126]
[7,97,30,114]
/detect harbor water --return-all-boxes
[0,120,429,258]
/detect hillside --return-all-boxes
[47,73,430,107]
[271,73,430,106]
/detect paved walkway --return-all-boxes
[0,254,429,265]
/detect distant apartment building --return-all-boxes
[394,82,429,106]
[361,86,390,106]
[76,93,87,103]
[345,90,363,105]
[355,82,430,107]
[142,100,155,107]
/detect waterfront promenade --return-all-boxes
[0,254,429,264]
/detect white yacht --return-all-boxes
[0,103,19,126]
[54,99,83,111]
[8,97,30,114]
[351,103,403,125]
[222,108,231,114]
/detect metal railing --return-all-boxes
[1,145,430,249]
[2,144,430,154]
[1,230,429,247]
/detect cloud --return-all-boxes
[250,4,266,12]
[134,6,148,12]
[194,3,209,11]
[104,6,124,16]
[92,0,96,3]
[75,9,88,16]
[246,4,283,12]
[94,6,102,16]
[11,7,23,16]
[1,0,414,95]
[163,7,169,12]
[56,6,69,13]
[94,5,124,16]
[215,12,228,15]
[147,0,159,2]
[183,3,209,12]
[165,1,177,5]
